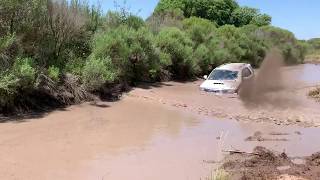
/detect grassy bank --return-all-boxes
[305,38,320,63]
[305,52,320,64]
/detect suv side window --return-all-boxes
[242,68,252,78]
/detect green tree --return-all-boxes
[182,17,216,47]
[154,0,185,12]
[250,14,272,26]
[147,9,184,33]
[231,7,271,27]
[104,11,145,30]
[231,7,258,27]
[155,0,239,26]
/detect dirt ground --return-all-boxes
[222,146,320,180]
[0,63,320,179]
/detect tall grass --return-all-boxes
[206,169,230,180]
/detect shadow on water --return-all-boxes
[299,63,320,85]
[0,82,125,123]
[136,82,174,90]
[89,102,110,108]
[136,78,200,90]
[0,101,113,123]
[0,107,68,123]
[0,90,70,123]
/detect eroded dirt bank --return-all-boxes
[0,64,320,179]
[222,146,320,180]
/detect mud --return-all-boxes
[0,97,320,180]
[245,131,289,142]
[0,64,320,179]
[308,87,320,100]
[127,60,320,127]
[222,146,320,180]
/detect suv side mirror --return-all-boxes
[203,75,208,80]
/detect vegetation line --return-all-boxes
[0,0,313,115]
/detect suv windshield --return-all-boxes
[208,69,238,80]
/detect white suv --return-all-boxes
[200,63,254,93]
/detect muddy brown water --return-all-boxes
[0,64,320,180]
[299,64,320,85]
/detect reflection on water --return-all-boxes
[297,64,320,85]
[92,110,320,180]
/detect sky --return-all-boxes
[237,0,320,40]
[92,0,320,40]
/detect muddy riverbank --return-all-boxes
[130,64,320,127]
[0,64,320,179]
[221,146,320,180]
[1,96,320,180]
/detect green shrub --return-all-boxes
[252,26,306,64]
[0,57,36,108]
[0,34,20,71]
[91,26,164,82]
[126,15,146,30]
[127,27,160,81]
[212,25,246,63]
[82,57,116,91]
[194,44,211,74]
[0,73,19,106]
[207,169,230,180]
[0,34,16,51]
[155,27,198,79]
[64,57,85,76]
[0,0,308,112]
[12,57,36,89]
[296,41,308,63]
[198,25,268,68]
[48,66,60,82]
[92,26,132,78]
[104,11,145,30]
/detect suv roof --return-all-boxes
[216,63,249,71]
